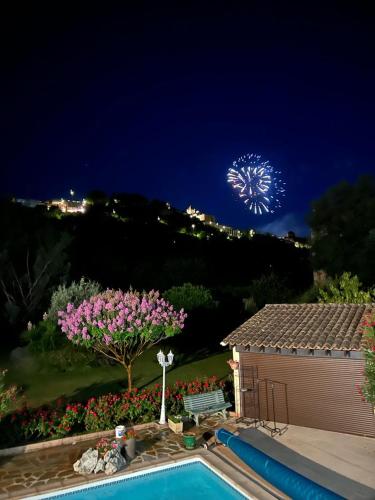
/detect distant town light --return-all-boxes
[70,189,75,197]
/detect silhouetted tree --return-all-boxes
[308,176,375,286]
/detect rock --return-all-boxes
[73,446,126,476]
[104,448,126,475]
[73,448,99,475]
[73,459,81,473]
[94,458,105,474]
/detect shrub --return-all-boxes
[0,370,17,420]
[318,272,375,304]
[22,276,102,362]
[360,313,375,405]
[56,402,86,436]
[248,273,291,308]
[48,277,101,320]
[21,318,65,353]
[21,319,97,369]
[164,283,215,312]
[38,345,98,371]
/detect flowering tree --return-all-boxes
[361,313,375,405]
[58,289,187,389]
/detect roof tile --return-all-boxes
[221,303,374,351]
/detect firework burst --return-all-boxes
[227,153,286,215]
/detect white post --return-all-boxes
[160,363,166,424]
[157,350,174,425]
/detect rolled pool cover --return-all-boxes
[215,428,343,500]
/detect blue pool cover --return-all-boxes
[216,428,344,500]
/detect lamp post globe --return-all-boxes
[157,350,165,365]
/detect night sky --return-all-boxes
[2,3,375,235]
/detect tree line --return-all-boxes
[1,174,374,351]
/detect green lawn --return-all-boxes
[3,347,232,408]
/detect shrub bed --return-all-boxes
[0,376,230,448]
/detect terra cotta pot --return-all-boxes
[228,359,239,370]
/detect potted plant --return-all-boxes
[168,414,183,434]
[123,429,137,460]
[183,432,197,450]
[96,437,117,457]
[227,359,239,370]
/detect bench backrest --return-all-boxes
[183,389,225,412]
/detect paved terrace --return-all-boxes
[0,417,225,499]
[0,417,374,499]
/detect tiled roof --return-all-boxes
[221,303,374,351]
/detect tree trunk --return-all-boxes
[126,364,132,391]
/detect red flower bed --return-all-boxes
[0,376,229,448]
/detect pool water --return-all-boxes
[36,460,247,499]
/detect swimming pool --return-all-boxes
[30,458,249,499]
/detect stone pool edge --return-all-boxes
[20,450,261,500]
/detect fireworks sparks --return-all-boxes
[227,153,286,215]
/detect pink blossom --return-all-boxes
[58,289,187,348]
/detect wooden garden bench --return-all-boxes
[183,389,231,426]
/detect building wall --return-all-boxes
[239,351,375,437]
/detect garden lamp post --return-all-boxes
[157,350,174,425]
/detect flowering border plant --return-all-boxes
[123,429,136,440]
[96,437,117,456]
[360,313,375,405]
[0,376,229,448]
